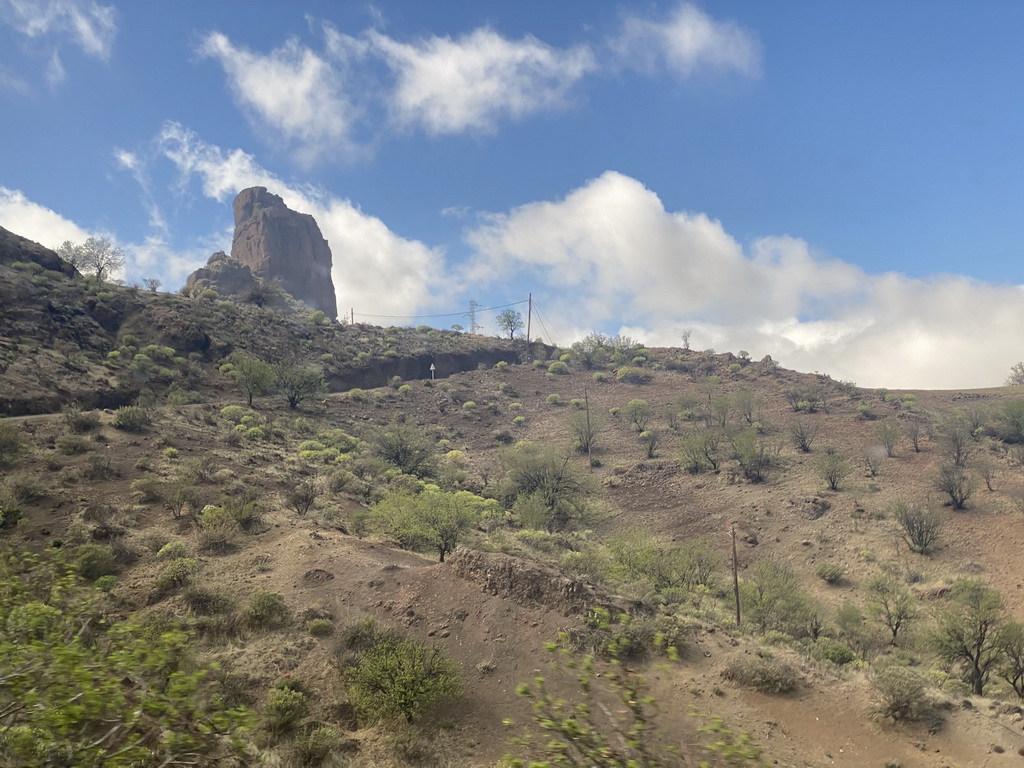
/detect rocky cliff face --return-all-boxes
[184,251,259,298]
[229,187,338,319]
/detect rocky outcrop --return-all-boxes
[229,187,337,319]
[0,226,78,276]
[184,251,259,299]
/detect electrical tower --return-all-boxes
[467,300,481,334]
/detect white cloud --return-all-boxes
[45,48,64,85]
[198,31,361,165]
[611,2,760,79]
[155,122,446,317]
[1,0,117,59]
[0,185,91,246]
[464,171,1024,389]
[366,27,596,134]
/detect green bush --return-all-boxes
[155,558,200,592]
[0,423,23,467]
[263,686,308,735]
[547,361,569,375]
[819,640,856,665]
[112,406,151,432]
[292,726,345,766]
[721,655,798,694]
[156,541,190,560]
[345,636,461,724]
[94,575,117,592]
[307,618,335,637]
[70,544,118,581]
[872,665,931,721]
[220,405,247,424]
[197,506,240,554]
[245,590,290,630]
[816,562,845,584]
[615,366,653,384]
[55,433,91,455]
[63,406,100,433]
[183,586,235,616]
[546,394,563,406]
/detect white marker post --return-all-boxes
[429,363,436,380]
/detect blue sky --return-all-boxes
[1,0,1023,388]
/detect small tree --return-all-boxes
[877,420,901,458]
[732,429,778,483]
[373,419,437,478]
[1006,362,1024,387]
[865,571,917,644]
[57,236,125,281]
[226,351,275,406]
[941,417,974,467]
[142,277,161,292]
[893,500,944,554]
[496,309,524,339]
[501,445,592,533]
[567,409,603,455]
[741,559,819,638]
[368,487,493,562]
[817,449,849,491]
[639,429,660,458]
[998,621,1024,699]
[345,636,461,723]
[931,579,1007,696]
[287,477,319,516]
[936,463,974,510]
[624,399,651,432]
[789,418,820,452]
[679,429,720,473]
[904,418,923,452]
[274,363,326,409]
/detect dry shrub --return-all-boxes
[721,653,798,694]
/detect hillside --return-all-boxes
[4,231,1024,767]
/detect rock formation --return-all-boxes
[184,251,258,298]
[229,187,338,319]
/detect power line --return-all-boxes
[352,299,528,321]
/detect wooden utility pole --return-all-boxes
[731,525,741,626]
[526,293,532,359]
[584,385,593,471]
[350,307,354,325]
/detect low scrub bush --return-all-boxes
[56,433,91,455]
[245,590,290,630]
[615,366,653,384]
[112,406,150,432]
[183,586,235,616]
[154,557,200,592]
[721,654,798,694]
[63,406,100,433]
[264,686,308,736]
[872,665,931,722]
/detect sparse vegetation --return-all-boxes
[893,500,944,554]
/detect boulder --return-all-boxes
[229,187,338,319]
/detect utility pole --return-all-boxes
[467,300,481,334]
[731,524,741,626]
[584,385,593,471]
[350,307,354,325]
[526,293,532,359]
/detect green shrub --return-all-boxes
[70,544,118,581]
[112,406,150,432]
[197,505,240,554]
[615,366,653,384]
[546,394,563,405]
[872,665,930,721]
[345,637,461,724]
[462,401,476,409]
[56,433,91,455]
[264,686,308,735]
[155,558,200,592]
[816,562,845,584]
[0,505,22,529]
[220,405,247,424]
[63,406,100,433]
[307,618,335,637]
[94,575,117,592]
[0,423,23,467]
[183,586,235,616]
[156,541,190,560]
[547,361,569,375]
[245,590,290,630]
[130,473,163,503]
[819,640,856,665]
[721,655,798,694]
[292,726,345,766]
